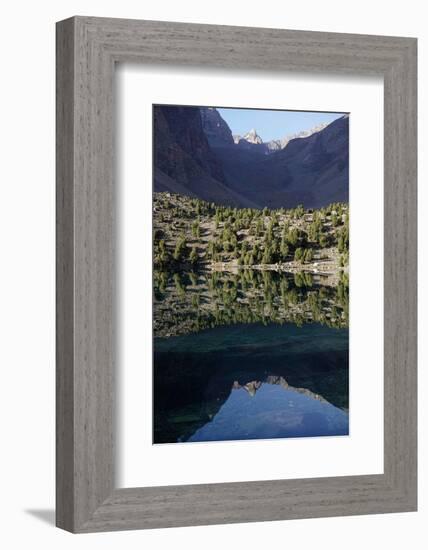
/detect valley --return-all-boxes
[154,105,349,209]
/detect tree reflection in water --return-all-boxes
[153,269,349,444]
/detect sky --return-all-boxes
[217,107,346,142]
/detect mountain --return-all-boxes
[209,113,349,208]
[266,123,329,151]
[200,107,235,147]
[232,128,271,155]
[232,122,329,155]
[154,105,349,209]
[153,106,257,207]
[260,115,349,208]
[242,128,263,144]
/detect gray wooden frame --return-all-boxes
[56,16,417,533]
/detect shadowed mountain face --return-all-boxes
[153,106,257,207]
[153,105,348,209]
[211,115,349,209]
[200,107,235,147]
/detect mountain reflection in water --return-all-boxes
[188,380,348,442]
[153,269,349,444]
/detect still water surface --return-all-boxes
[154,319,349,444]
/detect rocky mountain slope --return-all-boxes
[200,107,235,147]
[211,114,349,208]
[154,105,349,209]
[266,123,329,151]
[153,106,256,207]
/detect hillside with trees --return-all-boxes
[153,192,349,283]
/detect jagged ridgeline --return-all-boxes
[153,192,349,276]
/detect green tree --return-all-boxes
[294,247,303,262]
[223,241,232,253]
[192,219,200,238]
[215,208,221,229]
[262,246,272,264]
[304,248,313,263]
[255,218,264,237]
[280,240,289,260]
[319,234,329,248]
[173,235,187,262]
[294,204,304,219]
[287,228,299,246]
[264,223,274,245]
[157,239,169,265]
[190,246,198,265]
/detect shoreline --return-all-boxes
[206,258,347,284]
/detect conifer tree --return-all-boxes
[190,246,198,265]
[294,247,303,262]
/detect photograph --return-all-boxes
[152,104,350,444]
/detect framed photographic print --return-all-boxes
[56,17,417,532]
[151,104,350,446]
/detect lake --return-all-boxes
[153,270,349,444]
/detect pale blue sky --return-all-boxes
[217,107,346,142]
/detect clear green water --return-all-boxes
[154,319,349,444]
